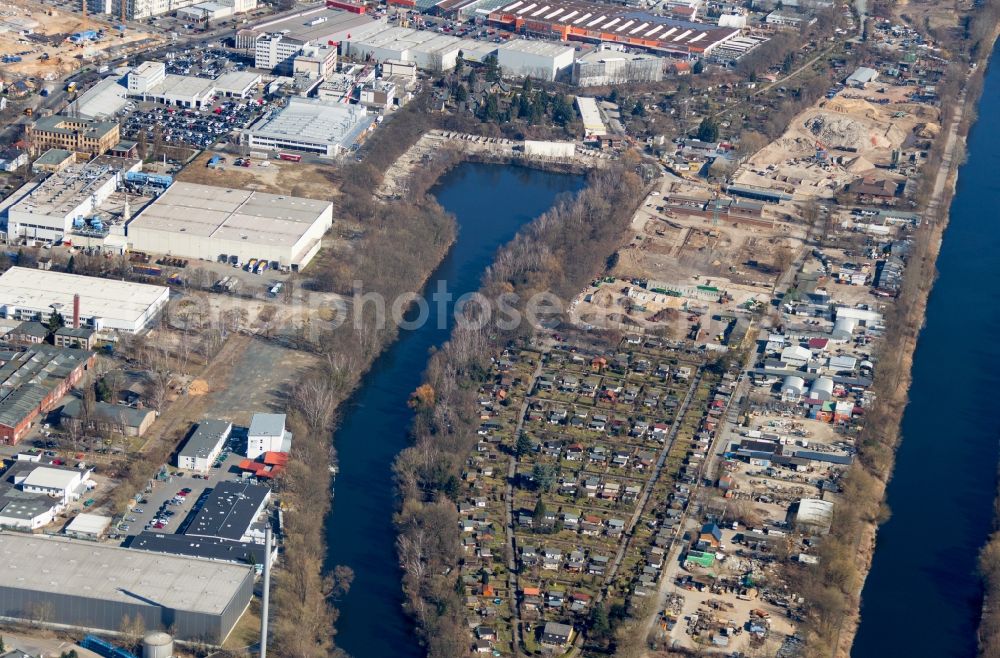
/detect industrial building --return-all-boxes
[2,157,141,244]
[0,344,95,444]
[0,267,169,333]
[177,419,233,472]
[186,481,271,543]
[496,40,575,81]
[127,62,261,107]
[65,75,129,119]
[26,116,120,157]
[242,97,370,157]
[105,0,257,20]
[236,4,384,52]
[127,181,334,270]
[0,533,254,642]
[127,532,271,566]
[572,48,663,86]
[487,0,741,58]
[575,96,607,138]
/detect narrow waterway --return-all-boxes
[852,46,1000,657]
[323,163,584,658]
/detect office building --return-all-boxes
[26,116,120,157]
[246,413,292,459]
[177,419,232,472]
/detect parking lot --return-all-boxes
[120,98,266,150]
[117,432,248,540]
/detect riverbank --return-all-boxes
[833,34,1000,658]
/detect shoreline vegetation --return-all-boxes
[266,92,610,657]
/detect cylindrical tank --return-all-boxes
[142,632,174,658]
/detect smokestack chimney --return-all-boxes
[73,294,80,329]
[260,526,272,658]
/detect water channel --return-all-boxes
[852,45,1000,657]
[323,162,584,658]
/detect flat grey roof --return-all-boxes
[129,181,332,247]
[246,7,377,42]
[0,532,253,615]
[247,97,368,149]
[179,419,232,460]
[249,413,285,438]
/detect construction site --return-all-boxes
[572,174,806,344]
[0,0,159,80]
[731,88,941,200]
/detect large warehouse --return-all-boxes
[243,97,370,157]
[496,40,576,81]
[0,533,254,642]
[487,0,741,57]
[127,181,334,270]
[0,268,169,333]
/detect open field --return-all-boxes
[176,150,341,201]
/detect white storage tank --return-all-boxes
[143,632,174,658]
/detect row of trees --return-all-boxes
[393,161,645,657]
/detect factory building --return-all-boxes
[487,0,741,58]
[1,157,142,244]
[0,344,95,444]
[26,116,120,158]
[242,97,370,157]
[572,48,663,86]
[127,181,334,270]
[496,40,575,81]
[237,5,384,53]
[0,533,254,642]
[0,267,169,334]
[345,26,466,71]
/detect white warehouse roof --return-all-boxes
[246,97,369,153]
[0,267,169,333]
[0,532,252,615]
[129,182,332,249]
[21,466,80,491]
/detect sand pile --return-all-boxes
[188,379,209,396]
[806,114,905,151]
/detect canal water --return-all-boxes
[852,46,1000,657]
[323,163,583,658]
